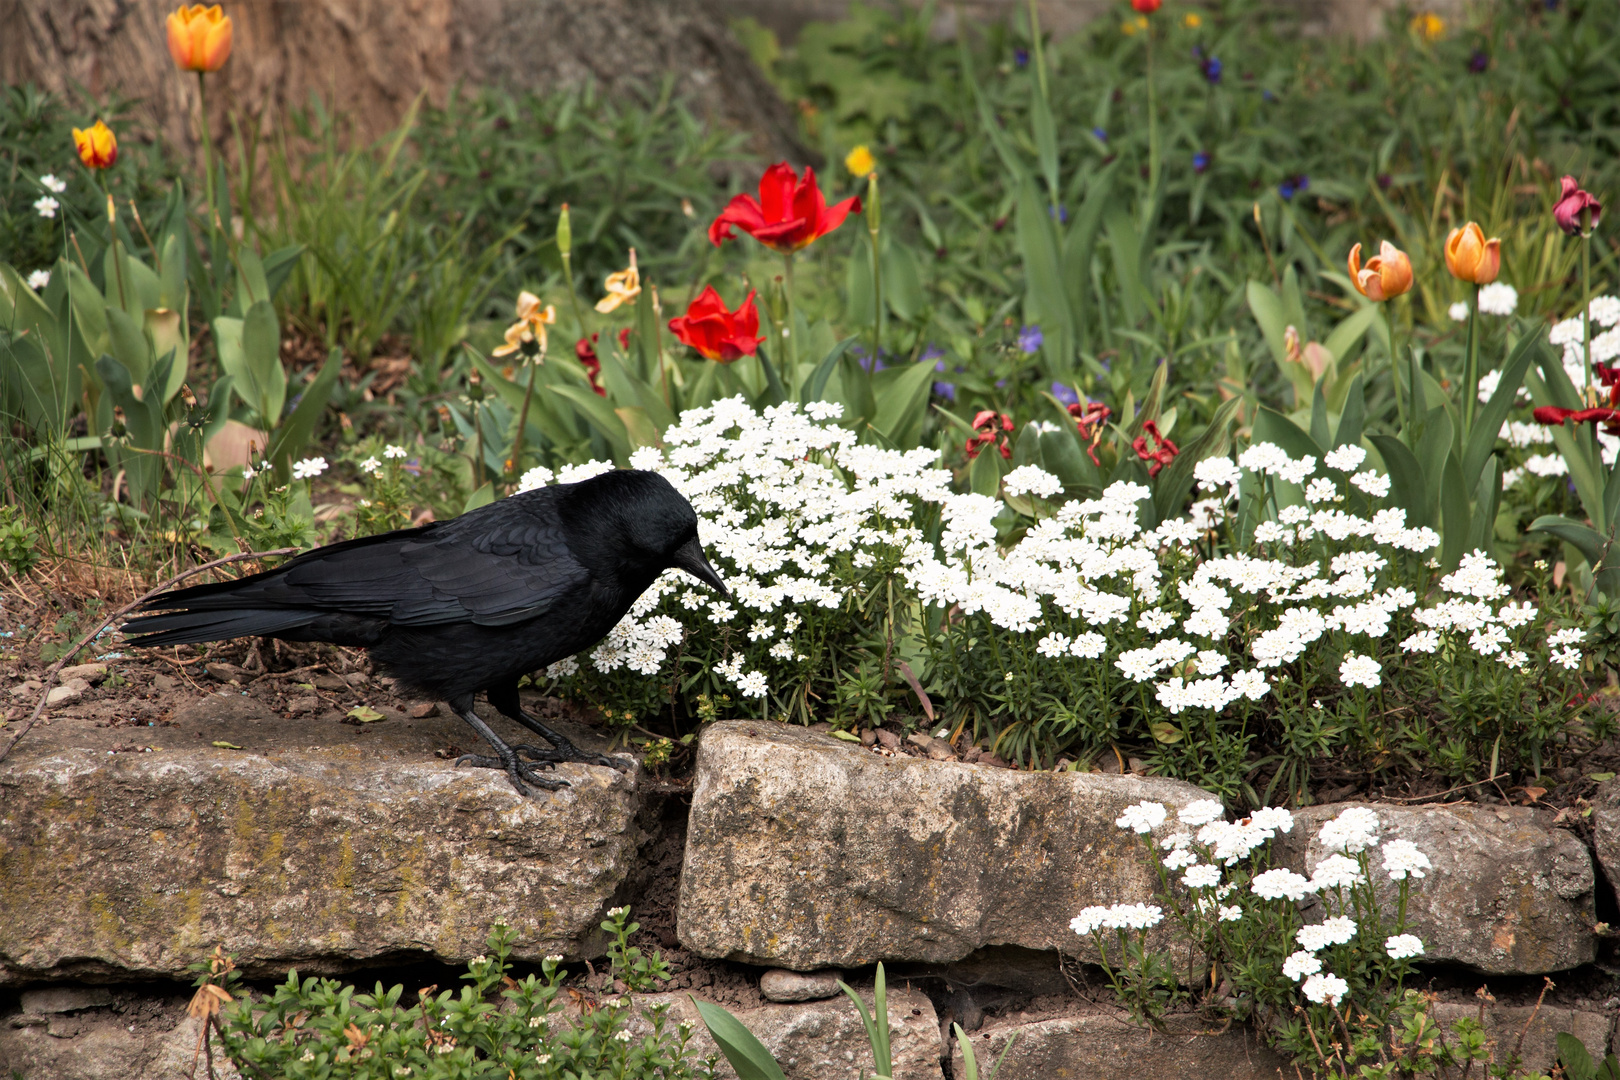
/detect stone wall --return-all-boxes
[2,715,1616,1079]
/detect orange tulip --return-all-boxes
[72,121,118,170]
[1444,222,1500,284]
[1347,241,1413,302]
[167,4,233,73]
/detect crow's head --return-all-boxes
[564,469,728,597]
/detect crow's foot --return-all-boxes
[454,751,569,796]
[539,733,634,773]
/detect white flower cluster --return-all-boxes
[1070,902,1164,935]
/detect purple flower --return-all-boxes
[921,344,946,363]
[1376,173,1393,189]
[1049,204,1070,224]
[933,381,957,401]
[1050,381,1080,406]
[1193,151,1211,174]
[1014,47,1030,68]
[1468,50,1488,73]
[1202,57,1223,84]
[1092,127,1108,143]
[1018,325,1044,354]
[854,346,888,374]
[1262,89,1276,102]
[1278,180,1296,200]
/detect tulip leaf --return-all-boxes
[1369,435,1431,530]
[803,336,858,403]
[1322,303,1380,363]
[267,347,341,481]
[550,381,631,464]
[1468,454,1502,553]
[693,1000,787,1080]
[1462,329,1540,489]
[261,245,304,303]
[1017,175,1073,368]
[1438,451,1469,570]
[1334,374,1367,450]
[1153,396,1241,523]
[871,359,936,449]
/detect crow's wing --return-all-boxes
[141,489,588,629]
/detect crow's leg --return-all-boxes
[487,680,632,773]
[449,698,568,796]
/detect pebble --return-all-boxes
[58,663,108,684]
[759,968,842,1003]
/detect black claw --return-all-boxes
[455,750,569,795]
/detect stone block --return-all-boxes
[1276,803,1597,975]
[949,1012,1289,1080]
[678,721,1215,969]
[760,968,843,1002]
[1593,777,1620,906]
[632,986,942,1080]
[1429,1003,1615,1074]
[0,742,644,984]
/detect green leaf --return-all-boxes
[970,444,1005,497]
[1153,396,1240,523]
[261,245,304,303]
[347,705,385,723]
[1556,1032,1596,1080]
[1586,772,1616,783]
[803,336,858,402]
[1369,435,1431,529]
[1462,330,1541,489]
[1468,455,1501,553]
[1334,374,1366,449]
[105,306,152,387]
[693,1000,787,1080]
[550,382,631,464]
[463,481,496,513]
[871,359,937,448]
[241,299,286,423]
[1246,280,1290,367]
[1439,452,1470,570]
[1529,515,1614,571]
[1030,72,1060,204]
[267,347,341,481]
[1149,722,1183,744]
[829,729,862,743]
[882,242,924,323]
[1016,176,1073,368]
[1321,303,1380,363]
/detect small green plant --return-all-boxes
[602,905,672,993]
[0,504,40,576]
[200,913,704,1080]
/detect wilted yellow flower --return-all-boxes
[595,252,641,314]
[1410,12,1444,41]
[844,144,875,178]
[1181,12,1202,28]
[492,291,556,360]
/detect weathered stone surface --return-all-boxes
[678,721,1214,969]
[949,1012,1289,1080]
[632,987,942,1080]
[760,968,843,1002]
[19,987,112,1014]
[0,741,644,984]
[1429,1003,1615,1074]
[0,1000,234,1080]
[1276,803,1597,975]
[1594,777,1620,907]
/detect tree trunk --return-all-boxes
[0,0,812,168]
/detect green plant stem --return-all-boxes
[197,71,217,245]
[1582,236,1593,405]
[508,356,540,487]
[867,171,883,369]
[1388,304,1406,434]
[100,180,130,314]
[1462,283,1480,438]
[1027,0,1049,101]
[781,251,797,374]
[561,251,590,345]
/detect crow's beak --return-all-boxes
[672,535,728,597]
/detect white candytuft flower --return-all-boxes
[1003,464,1063,499]
[1251,869,1313,901]
[1182,863,1222,889]
[518,465,554,491]
[40,173,67,193]
[1177,799,1225,827]
[1282,950,1322,981]
[1339,653,1382,688]
[1318,806,1381,853]
[26,269,50,290]
[1308,853,1364,891]
[1349,470,1391,497]
[1323,444,1367,472]
[1449,301,1471,322]
[1302,973,1349,1006]
[1380,839,1431,880]
[1115,801,1168,834]
[1384,934,1425,960]
[1477,283,1518,316]
[292,456,328,480]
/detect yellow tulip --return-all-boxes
[1347,241,1414,303]
[595,253,642,314]
[844,145,875,179]
[1444,223,1500,285]
[167,4,233,73]
[72,120,118,170]
[1182,12,1203,28]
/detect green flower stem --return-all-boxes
[1145,26,1160,198]
[1581,235,1594,405]
[782,251,798,375]
[1462,282,1480,438]
[508,352,541,486]
[1388,304,1406,436]
[197,71,217,245]
[867,171,883,368]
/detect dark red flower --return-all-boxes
[1132,420,1179,476]
[1553,176,1602,237]
[1533,405,1620,432]
[708,163,861,254]
[965,410,1014,460]
[1068,401,1113,465]
[573,328,631,397]
[1132,0,1162,11]
[667,286,763,363]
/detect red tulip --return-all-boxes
[1132,420,1179,476]
[573,328,630,396]
[667,287,763,363]
[708,163,861,254]
[1554,176,1602,237]
[965,410,1014,460]
[1132,0,1163,12]
[1533,405,1620,432]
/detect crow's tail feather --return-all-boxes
[122,608,321,647]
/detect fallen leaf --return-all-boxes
[1149,722,1183,744]
[829,729,862,743]
[348,705,385,723]
[211,740,243,750]
[1588,772,1616,783]
[1522,786,1547,803]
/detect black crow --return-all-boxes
[124,469,727,795]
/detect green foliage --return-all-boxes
[601,906,672,993]
[202,916,709,1080]
[0,504,40,577]
[1556,1032,1620,1080]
